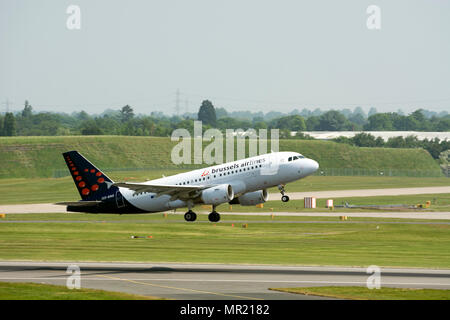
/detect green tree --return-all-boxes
[4,113,16,136]
[385,136,407,148]
[270,115,306,131]
[197,100,216,126]
[317,111,350,131]
[0,114,4,136]
[435,118,450,132]
[306,116,320,131]
[365,113,394,131]
[120,105,135,123]
[81,120,103,135]
[351,133,380,147]
[21,100,33,118]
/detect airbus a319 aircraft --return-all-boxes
[57,151,319,222]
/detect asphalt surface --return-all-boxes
[1,261,449,300]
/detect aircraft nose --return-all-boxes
[305,158,319,175]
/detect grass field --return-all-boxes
[0,282,159,300]
[0,136,442,179]
[269,287,450,300]
[0,213,449,268]
[0,174,448,205]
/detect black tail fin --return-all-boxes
[63,151,117,201]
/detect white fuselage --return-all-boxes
[120,152,319,212]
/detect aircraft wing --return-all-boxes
[55,201,102,206]
[112,182,212,201]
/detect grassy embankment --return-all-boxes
[0,136,442,179]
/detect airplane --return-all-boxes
[57,151,319,222]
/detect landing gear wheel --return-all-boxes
[281,195,290,202]
[184,211,197,222]
[208,211,221,223]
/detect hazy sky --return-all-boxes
[1,0,449,115]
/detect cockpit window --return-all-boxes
[290,155,306,161]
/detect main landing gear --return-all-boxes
[184,210,197,222]
[184,204,221,223]
[278,184,290,202]
[184,202,197,222]
[208,211,220,223]
[208,205,221,223]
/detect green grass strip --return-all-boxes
[270,286,450,300]
[0,282,162,300]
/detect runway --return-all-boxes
[0,186,448,215]
[0,261,449,300]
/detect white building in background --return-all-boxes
[293,131,450,141]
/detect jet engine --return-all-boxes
[229,189,268,206]
[201,184,234,205]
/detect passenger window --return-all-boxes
[288,157,292,161]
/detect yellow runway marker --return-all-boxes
[97,274,262,300]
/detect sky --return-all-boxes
[1,0,449,115]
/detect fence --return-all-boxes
[313,168,444,177]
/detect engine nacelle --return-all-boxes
[229,189,268,206]
[201,184,234,205]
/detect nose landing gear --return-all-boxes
[278,184,290,202]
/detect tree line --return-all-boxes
[332,132,450,160]
[0,100,449,138]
